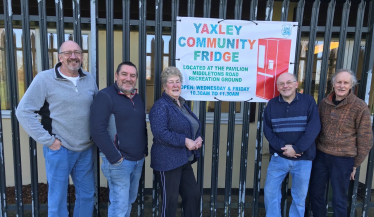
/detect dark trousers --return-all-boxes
[155,162,200,217]
[309,150,354,217]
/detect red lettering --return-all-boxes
[219,25,226,34]
[187,37,195,47]
[223,52,231,62]
[201,24,209,34]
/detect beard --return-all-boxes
[117,81,135,95]
[67,60,81,71]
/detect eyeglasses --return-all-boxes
[167,80,181,85]
[59,50,82,57]
[277,80,296,87]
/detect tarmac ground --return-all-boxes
[5,193,374,216]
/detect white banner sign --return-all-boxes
[176,16,299,102]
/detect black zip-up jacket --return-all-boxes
[90,84,148,164]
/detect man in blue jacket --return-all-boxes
[90,61,148,217]
[263,73,321,217]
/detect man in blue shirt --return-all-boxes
[90,62,148,217]
[263,73,321,217]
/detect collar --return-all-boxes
[325,89,355,106]
[54,62,86,79]
[278,92,299,103]
[162,92,185,107]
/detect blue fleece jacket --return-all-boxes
[149,92,201,171]
[90,84,148,164]
[263,93,321,161]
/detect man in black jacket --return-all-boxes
[90,61,148,217]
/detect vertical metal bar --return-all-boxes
[253,2,275,216]
[0,91,7,217]
[358,0,374,100]
[90,0,98,81]
[92,146,100,217]
[73,0,82,47]
[280,176,290,217]
[106,0,114,87]
[209,2,226,216]
[151,1,163,216]
[122,0,131,62]
[224,101,236,217]
[281,0,290,21]
[3,0,23,216]
[138,1,147,216]
[347,2,367,216]
[348,167,361,216]
[38,0,49,71]
[154,0,163,103]
[293,0,305,80]
[317,0,336,104]
[249,0,258,20]
[152,170,159,217]
[204,0,212,18]
[350,0,366,75]
[188,0,195,17]
[248,1,258,216]
[50,34,55,65]
[37,1,49,212]
[353,0,374,213]
[197,100,206,217]
[237,2,252,216]
[336,0,351,69]
[303,0,320,95]
[170,0,179,67]
[196,2,211,216]
[223,1,242,216]
[361,132,374,217]
[218,0,228,20]
[21,0,40,216]
[264,0,274,21]
[210,101,222,217]
[252,103,265,217]
[90,1,100,216]
[186,0,195,121]
[238,100,250,217]
[55,0,65,49]
[252,2,274,216]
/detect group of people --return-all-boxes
[15,40,373,217]
[264,71,373,217]
[16,40,201,217]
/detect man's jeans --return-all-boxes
[43,145,95,217]
[309,150,354,217]
[264,154,312,217]
[101,156,145,217]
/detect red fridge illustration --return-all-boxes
[256,38,292,100]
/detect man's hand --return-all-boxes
[350,167,357,180]
[281,145,302,158]
[194,137,203,150]
[49,138,62,150]
[185,138,197,151]
[114,157,124,165]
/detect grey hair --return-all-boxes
[331,69,357,87]
[277,73,297,83]
[161,66,183,85]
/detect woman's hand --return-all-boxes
[185,138,197,151]
[195,137,203,150]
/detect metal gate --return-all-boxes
[0,0,374,216]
